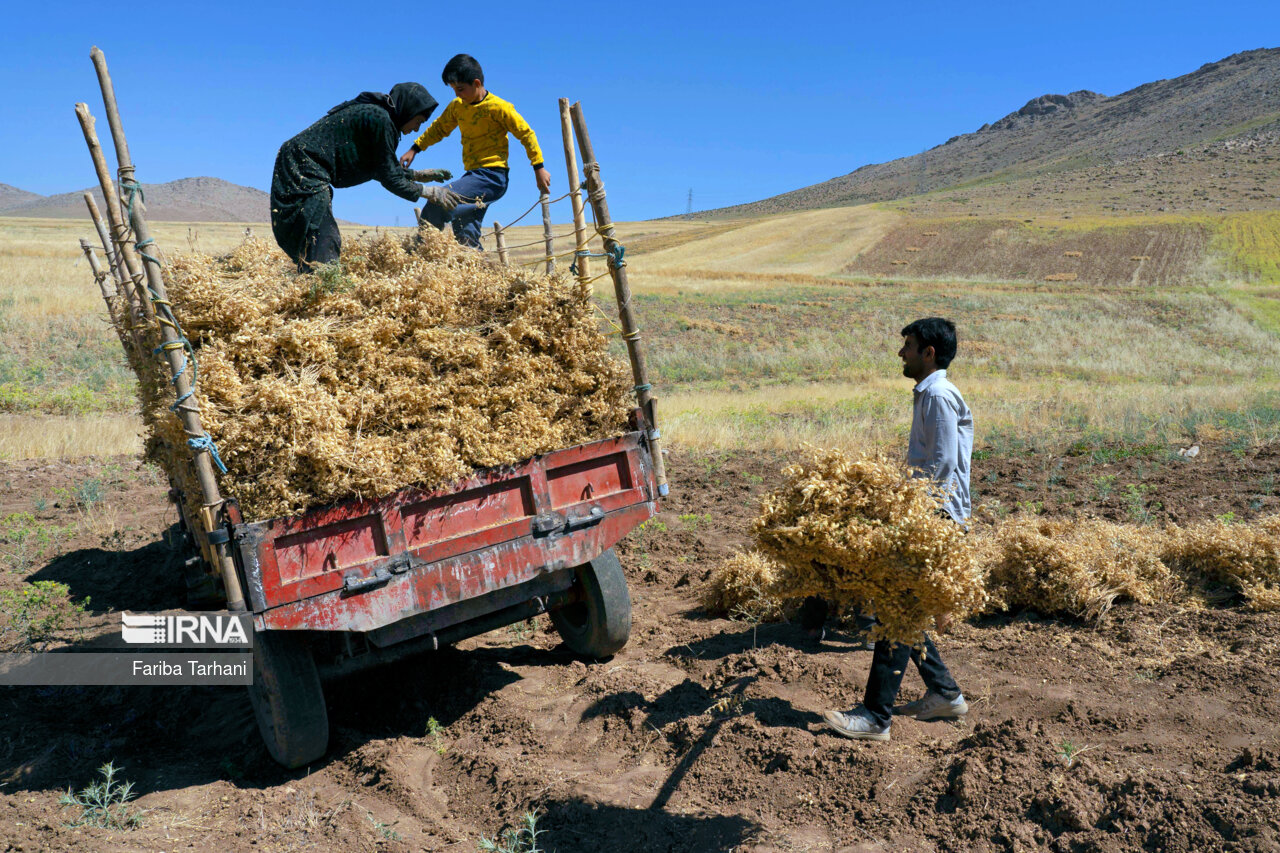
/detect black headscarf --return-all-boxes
[328,82,438,129]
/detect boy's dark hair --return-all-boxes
[442,54,484,86]
[901,317,958,368]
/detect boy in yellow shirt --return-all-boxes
[400,54,551,248]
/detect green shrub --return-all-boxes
[0,581,90,647]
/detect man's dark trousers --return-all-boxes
[420,167,509,248]
[862,510,965,728]
[863,633,961,727]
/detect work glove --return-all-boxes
[408,168,452,183]
[420,185,464,212]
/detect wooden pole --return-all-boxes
[540,194,555,275]
[89,48,137,214]
[87,48,246,611]
[82,189,147,358]
[84,192,125,291]
[79,239,123,332]
[569,102,668,497]
[493,222,509,265]
[90,47,140,261]
[559,98,590,285]
[74,105,152,323]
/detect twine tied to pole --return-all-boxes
[187,435,228,474]
[120,176,145,224]
[570,242,625,275]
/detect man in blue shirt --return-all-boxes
[823,318,974,741]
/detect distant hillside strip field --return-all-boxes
[847,218,1213,286]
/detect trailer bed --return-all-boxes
[229,427,659,636]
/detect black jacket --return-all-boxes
[271,83,439,204]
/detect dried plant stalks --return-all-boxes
[750,448,987,646]
[701,551,782,620]
[984,517,1182,622]
[131,229,632,522]
[703,454,1280,636]
[1162,515,1280,611]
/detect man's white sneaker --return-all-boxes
[894,691,968,721]
[822,707,891,741]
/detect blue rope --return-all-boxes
[187,435,228,474]
[153,336,196,383]
[633,382,652,393]
[135,237,161,266]
[569,243,627,275]
[120,177,144,224]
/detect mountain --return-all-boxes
[0,177,270,222]
[697,47,1280,218]
[0,183,44,211]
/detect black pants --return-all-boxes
[798,597,875,636]
[270,186,342,273]
[863,633,960,727]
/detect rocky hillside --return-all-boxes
[698,47,1280,218]
[0,183,43,210]
[0,176,270,222]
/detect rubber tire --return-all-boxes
[247,631,329,769]
[551,549,632,658]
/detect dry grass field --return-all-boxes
[3,208,1280,460]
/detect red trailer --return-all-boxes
[175,410,662,768]
[73,48,666,769]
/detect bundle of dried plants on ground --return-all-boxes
[748,448,988,645]
[132,230,631,520]
[1162,515,1280,611]
[703,453,1280,634]
[700,551,783,621]
[983,517,1182,622]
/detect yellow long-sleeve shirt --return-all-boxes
[411,93,544,172]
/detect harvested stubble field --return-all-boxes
[3,209,1280,850]
[843,217,1214,287]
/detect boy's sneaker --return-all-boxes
[822,706,890,741]
[894,691,968,721]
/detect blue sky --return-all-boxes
[2,1,1276,226]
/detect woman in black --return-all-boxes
[270,82,458,271]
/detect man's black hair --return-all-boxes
[442,54,484,86]
[901,317,958,368]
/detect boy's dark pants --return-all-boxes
[863,633,960,727]
[420,167,509,248]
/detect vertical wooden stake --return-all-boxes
[559,98,590,285]
[540,194,555,275]
[83,192,126,290]
[87,47,245,611]
[75,105,151,323]
[494,222,509,265]
[569,102,668,497]
[79,239,123,329]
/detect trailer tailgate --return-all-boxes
[233,429,658,631]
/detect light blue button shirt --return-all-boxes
[906,369,973,523]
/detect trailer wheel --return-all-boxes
[248,631,329,769]
[551,549,632,658]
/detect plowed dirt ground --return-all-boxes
[1,447,1278,852]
